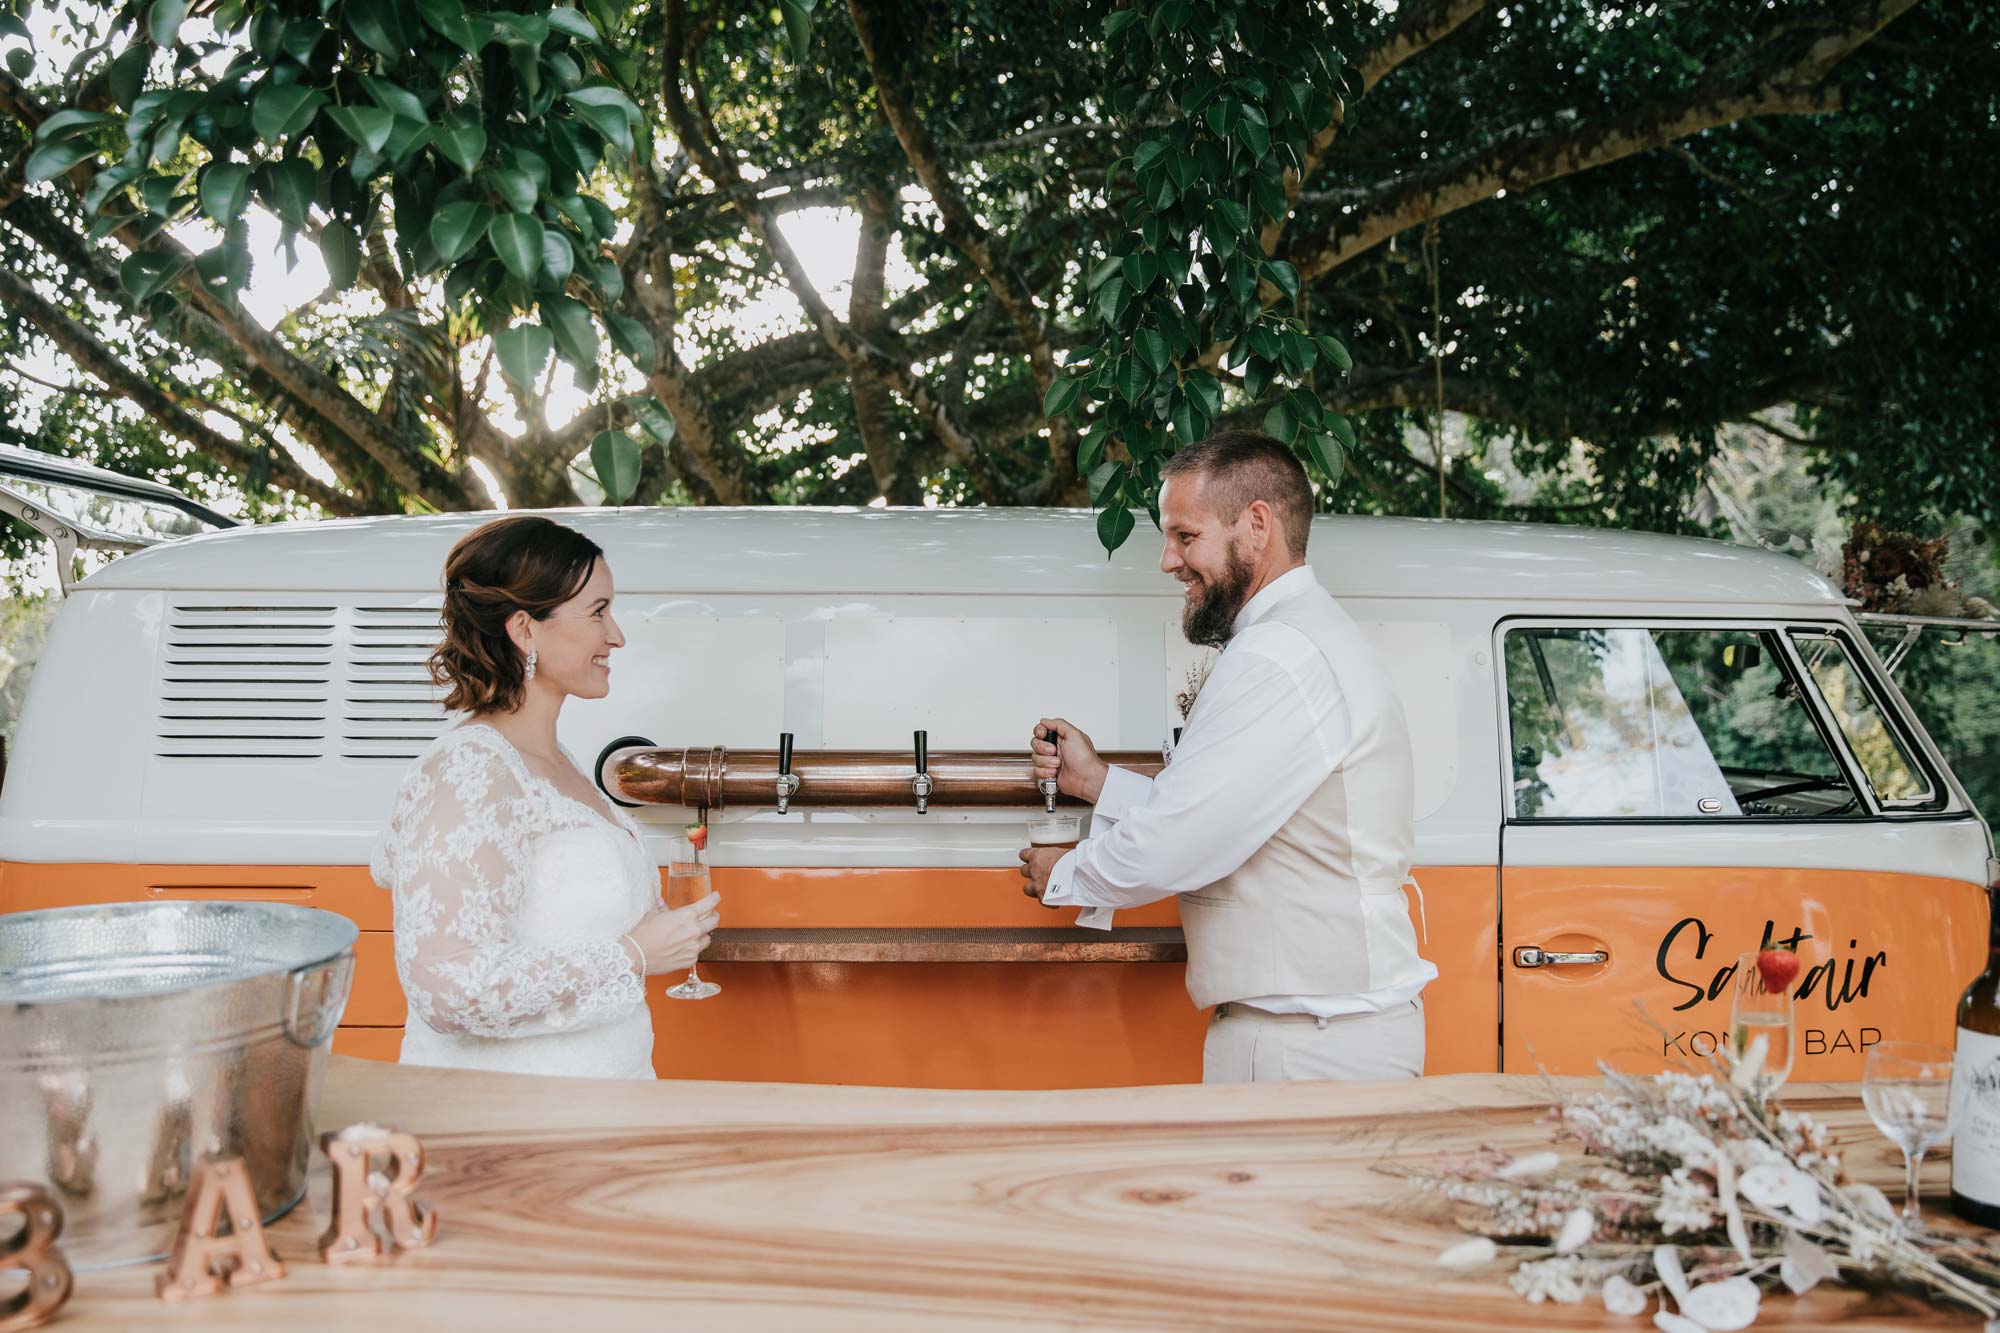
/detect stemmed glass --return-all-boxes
[1729,950,1796,1089]
[1862,1042,1955,1230]
[663,831,719,1000]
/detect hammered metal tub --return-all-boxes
[0,901,356,1269]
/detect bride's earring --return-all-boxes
[523,648,537,683]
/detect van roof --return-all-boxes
[76,506,1847,606]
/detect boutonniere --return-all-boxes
[1174,657,1213,722]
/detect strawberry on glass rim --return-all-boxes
[685,821,708,854]
[1755,941,1800,994]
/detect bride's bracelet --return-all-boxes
[621,932,648,976]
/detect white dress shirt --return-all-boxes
[1041,566,1437,1017]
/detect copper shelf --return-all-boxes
[701,927,1186,964]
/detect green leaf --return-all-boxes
[1093,275,1127,324]
[1097,503,1135,556]
[778,0,812,63]
[252,84,324,142]
[1325,412,1356,449]
[319,223,362,289]
[1103,9,1139,38]
[147,0,186,47]
[107,46,149,110]
[541,230,575,285]
[34,109,119,143]
[1087,459,1122,504]
[1078,422,1108,474]
[494,322,554,391]
[0,11,29,40]
[1086,255,1122,293]
[592,255,623,302]
[605,313,655,370]
[488,213,543,280]
[1263,399,1297,443]
[485,167,536,212]
[1264,259,1300,303]
[118,249,184,301]
[1184,371,1223,419]
[629,395,677,444]
[430,201,492,263]
[359,76,427,124]
[414,0,482,55]
[1205,99,1240,139]
[1315,334,1352,374]
[261,158,314,227]
[432,114,487,175]
[193,237,250,297]
[543,294,598,366]
[547,7,598,42]
[1134,328,1170,375]
[1303,434,1344,488]
[590,430,643,504]
[24,138,98,184]
[1132,138,1166,177]
[1043,375,1082,420]
[199,161,252,223]
[344,0,409,59]
[327,105,395,155]
[567,85,635,157]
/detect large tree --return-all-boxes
[0,0,1990,559]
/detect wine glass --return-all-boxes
[1729,951,1795,1089]
[1862,1041,1955,1230]
[663,833,719,1000]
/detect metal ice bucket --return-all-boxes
[0,900,356,1268]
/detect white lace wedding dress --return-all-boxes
[370,723,660,1080]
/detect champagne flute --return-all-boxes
[1729,950,1795,1089]
[663,831,719,1000]
[1862,1041,1955,1230]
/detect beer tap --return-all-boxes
[1037,728,1059,812]
[774,732,799,814]
[911,730,933,814]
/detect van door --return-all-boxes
[1496,620,1990,1079]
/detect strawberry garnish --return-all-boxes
[685,822,708,853]
[1755,944,1799,994]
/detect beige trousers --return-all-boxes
[1201,1000,1425,1084]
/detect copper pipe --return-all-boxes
[606,746,1167,809]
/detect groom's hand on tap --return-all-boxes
[1031,717,1107,804]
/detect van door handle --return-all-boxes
[1513,946,1609,968]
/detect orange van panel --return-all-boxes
[1500,865,1988,1081]
[2,862,1494,1086]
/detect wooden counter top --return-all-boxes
[48,1057,1983,1330]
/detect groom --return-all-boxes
[1021,431,1435,1083]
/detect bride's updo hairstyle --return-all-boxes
[429,516,605,714]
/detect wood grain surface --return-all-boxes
[38,1058,1988,1330]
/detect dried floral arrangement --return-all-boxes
[1403,1059,2000,1330]
[1174,656,1214,722]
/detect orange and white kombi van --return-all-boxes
[3,452,1993,1086]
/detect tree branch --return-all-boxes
[848,183,919,502]
[1291,0,1916,284]
[0,267,363,514]
[662,0,1014,503]
[847,0,1077,494]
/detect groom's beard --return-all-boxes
[1180,540,1256,648]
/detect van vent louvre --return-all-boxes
[342,606,448,760]
[156,606,334,759]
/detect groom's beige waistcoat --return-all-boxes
[1177,590,1419,1010]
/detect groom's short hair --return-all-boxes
[1161,431,1314,558]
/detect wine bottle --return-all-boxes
[1952,886,2000,1227]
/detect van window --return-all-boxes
[1504,627,1859,819]
[1789,630,1937,808]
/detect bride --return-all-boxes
[370,515,718,1079]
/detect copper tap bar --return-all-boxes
[605,746,1168,809]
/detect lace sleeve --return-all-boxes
[370,736,645,1039]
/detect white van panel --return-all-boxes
[823,617,1119,748]
[564,616,786,753]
